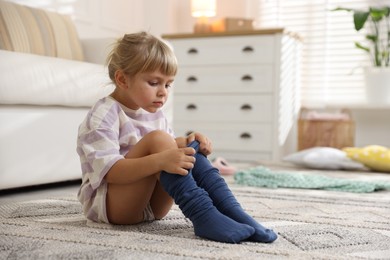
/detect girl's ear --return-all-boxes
[114,70,128,89]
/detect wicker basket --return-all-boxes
[298,108,355,151]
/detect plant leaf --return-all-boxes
[355,42,370,52]
[353,11,369,31]
[331,7,353,12]
[366,34,378,43]
[369,7,386,22]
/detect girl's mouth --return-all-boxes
[153,101,163,107]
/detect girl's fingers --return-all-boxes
[186,133,196,144]
[183,147,196,155]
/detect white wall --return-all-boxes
[8,0,178,38]
[353,109,390,148]
[72,0,182,38]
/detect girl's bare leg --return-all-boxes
[106,130,175,224]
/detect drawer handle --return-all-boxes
[241,75,253,81]
[240,104,252,111]
[187,48,198,54]
[187,76,198,82]
[186,104,197,110]
[240,132,252,139]
[242,46,254,53]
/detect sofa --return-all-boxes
[0,1,117,190]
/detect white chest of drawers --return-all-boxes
[163,29,301,162]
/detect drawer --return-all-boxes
[174,65,273,94]
[174,95,273,123]
[170,35,275,65]
[174,122,273,152]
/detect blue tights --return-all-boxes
[189,141,277,243]
[160,141,277,243]
[160,146,254,243]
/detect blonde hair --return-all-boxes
[106,32,177,84]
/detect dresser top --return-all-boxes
[162,28,285,39]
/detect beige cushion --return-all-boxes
[0,0,84,61]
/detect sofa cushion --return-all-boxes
[0,0,84,61]
[0,50,113,107]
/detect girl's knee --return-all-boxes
[146,130,172,139]
[145,130,176,149]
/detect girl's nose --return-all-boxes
[158,86,168,96]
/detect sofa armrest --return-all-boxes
[0,50,114,107]
[80,38,117,64]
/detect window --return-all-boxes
[256,0,389,107]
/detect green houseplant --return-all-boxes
[333,6,390,67]
[334,6,390,104]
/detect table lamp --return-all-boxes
[191,0,216,33]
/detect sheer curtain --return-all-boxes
[256,0,389,107]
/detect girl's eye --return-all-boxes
[148,81,158,86]
[147,80,173,88]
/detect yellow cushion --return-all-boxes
[343,145,390,172]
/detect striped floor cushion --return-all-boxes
[0,0,84,61]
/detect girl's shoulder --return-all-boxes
[91,96,119,112]
[84,97,124,130]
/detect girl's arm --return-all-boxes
[105,147,195,185]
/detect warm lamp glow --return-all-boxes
[191,0,216,18]
[191,0,216,33]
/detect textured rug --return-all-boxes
[1,184,390,259]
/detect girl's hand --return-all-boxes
[186,132,212,156]
[159,147,196,175]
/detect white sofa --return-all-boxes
[0,1,115,190]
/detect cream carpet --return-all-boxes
[1,183,390,259]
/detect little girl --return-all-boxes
[77,32,277,244]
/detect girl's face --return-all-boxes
[114,70,174,113]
